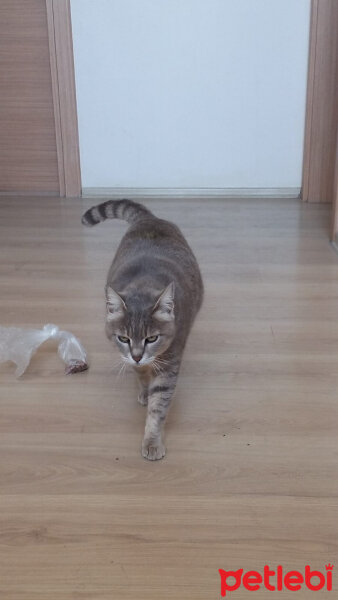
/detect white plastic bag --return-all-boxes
[0,324,88,377]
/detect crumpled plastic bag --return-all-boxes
[0,324,88,377]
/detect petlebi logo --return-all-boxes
[219,564,334,596]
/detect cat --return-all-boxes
[82,199,203,460]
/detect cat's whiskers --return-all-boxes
[117,361,127,378]
[109,359,124,375]
[152,357,168,375]
[152,361,160,375]
[113,355,132,380]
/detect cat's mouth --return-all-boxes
[122,355,154,368]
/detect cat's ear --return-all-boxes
[106,287,126,321]
[153,282,175,321]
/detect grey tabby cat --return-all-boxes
[82,199,203,460]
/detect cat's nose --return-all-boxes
[132,353,142,363]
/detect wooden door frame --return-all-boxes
[46,0,81,197]
[332,130,338,244]
[302,0,338,219]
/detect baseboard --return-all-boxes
[0,190,58,197]
[82,187,301,199]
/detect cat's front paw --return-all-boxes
[142,438,166,461]
[137,390,148,406]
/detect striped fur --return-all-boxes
[81,199,153,227]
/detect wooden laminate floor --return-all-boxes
[0,196,337,599]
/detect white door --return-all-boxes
[71,0,310,195]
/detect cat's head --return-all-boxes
[105,282,175,367]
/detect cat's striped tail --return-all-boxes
[81,199,153,227]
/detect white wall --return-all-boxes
[71,0,310,191]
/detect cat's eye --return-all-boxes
[146,335,159,343]
[117,335,129,343]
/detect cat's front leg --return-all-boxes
[141,368,178,461]
[135,366,152,406]
[138,388,148,406]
